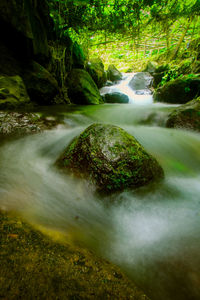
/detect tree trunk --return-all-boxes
[170,18,192,61]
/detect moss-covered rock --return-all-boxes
[0,75,30,109]
[0,210,150,300]
[86,57,107,88]
[154,75,200,104]
[22,61,61,105]
[166,97,200,131]
[57,123,164,194]
[107,65,123,82]
[143,61,159,74]
[104,92,129,103]
[66,69,103,105]
[72,41,86,69]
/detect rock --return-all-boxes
[0,0,51,64]
[57,123,164,194]
[143,61,159,74]
[107,65,123,82]
[128,72,153,91]
[166,97,200,131]
[154,75,200,104]
[22,61,61,105]
[72,41,86,69]
[0,210,149,300]
[86,58,107,88]
[104,92,129,103]
[152,65,170,88]
[66,69,103,105]
[0,75,30,109]
[0,111,60,136]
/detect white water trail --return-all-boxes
[100,73,153,104]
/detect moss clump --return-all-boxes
[0,210,150,299]
[57,123,164,194]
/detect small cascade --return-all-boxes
[100,72,153,105]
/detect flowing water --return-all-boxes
[0,74,200,300]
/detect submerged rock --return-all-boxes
[0,210,150,300]
[0,75,30,109]
[57,123,164,194]
[66,69,103,105]
[128,72,153,91]
[107,65,123,82]
[86,57,107,88]
[104,92,129,103]
[166,97,200,131]
[154,75,200,104]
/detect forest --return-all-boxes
[0,1,200,300]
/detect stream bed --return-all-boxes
[0,74,200,300]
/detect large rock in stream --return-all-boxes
[66,69,103,105]
[107,65,123,82]
[154,75,200,104]
[104,92,129,103]
[57,123,164,194]
[128,72,153,92]
[86,57,107,88]
[166,97,200,131]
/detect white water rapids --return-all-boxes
[0,74,200,300]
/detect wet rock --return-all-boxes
[154,75,200,104]
[0,75,30,109]
[104,92,129,103]
[23,61,61,105]
[166,97,200,131]
[0,111,59,136]
[107,65,123,82]
[86,57,107,88]
[66,69,103,105]
[57,123,164,194]
[0,210,150,300]
[128,72,153,91]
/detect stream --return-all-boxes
[0,73,200,300]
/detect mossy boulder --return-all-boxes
[0,75,30,109]
[86,58,107,88]
[154,75,200,104]
[143,61,159,74]
[66,69,103,105]
[128,72,153,91]
[104,92,129,103]
[72,41,86,69]
[23,61,61,105]
[0,210,150,300]
[166,97,200,131]
[57,123,164,194]
[107,65,123,82]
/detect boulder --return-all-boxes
[143,61,159,74]
[166,97,200,131]
[0,0,51,64]
[22,61,60,105]
[72,41,86,69]
[57,123,164,194]
[104,92,129,103]
[0,75,30,109]
[154,75,200,104]
[107,65,123,82]
[86,58,107,88]
[128,72,153,91]
[65,69,103,105]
